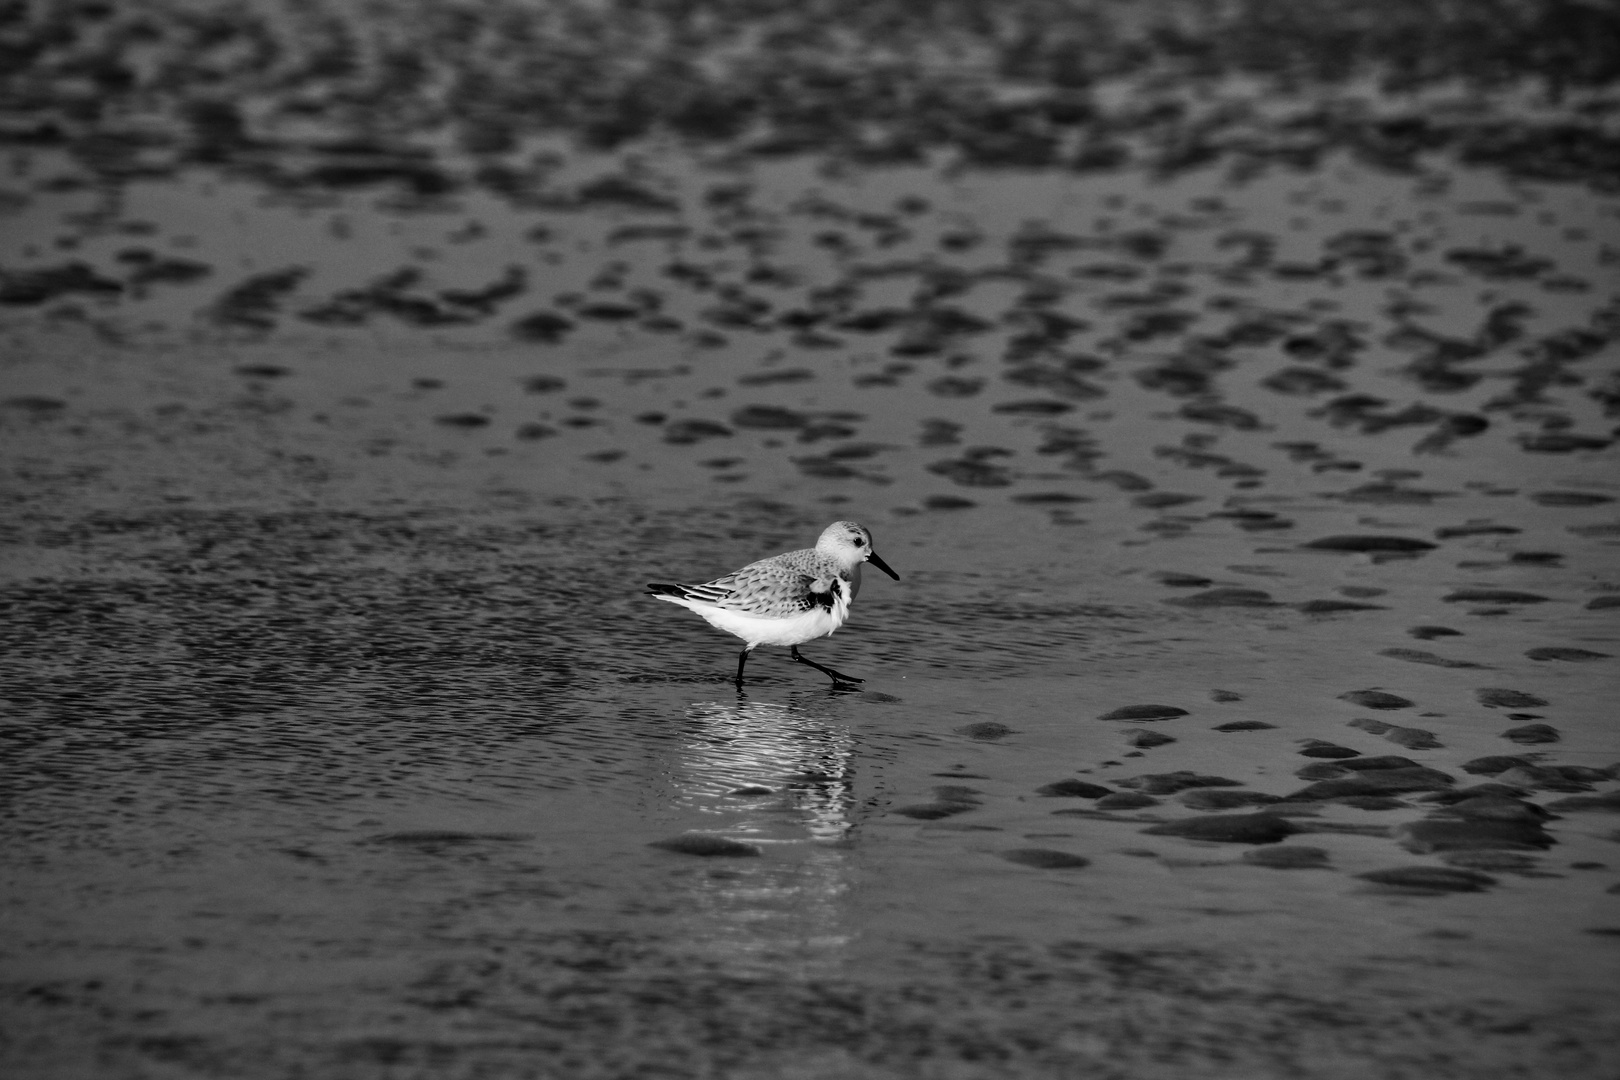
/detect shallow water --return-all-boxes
[4,2,1620,1077]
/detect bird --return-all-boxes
[647,521,899,688]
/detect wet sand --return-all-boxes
[3,2,1619,1077]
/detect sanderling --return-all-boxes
[647,521,900,688]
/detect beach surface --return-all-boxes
[2,2,1619,1076]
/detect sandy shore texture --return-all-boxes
[3,1,1619,1077]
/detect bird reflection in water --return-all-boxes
[650,697,866,970]
[665,698,858,842]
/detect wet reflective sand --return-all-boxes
[3,2,1619,1076]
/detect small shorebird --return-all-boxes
[647,521,900,688]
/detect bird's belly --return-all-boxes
[700,601,848,647]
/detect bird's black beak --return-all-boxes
[868,551,900,580]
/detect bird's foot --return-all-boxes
[790,647,864,687]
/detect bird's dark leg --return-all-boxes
[736,646,750,689]
[790,645,863,687]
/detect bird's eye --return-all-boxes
[853,538,865,547]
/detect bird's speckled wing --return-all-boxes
[676,548,841,617]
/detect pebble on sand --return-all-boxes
[957,722,1016,740]
[1377,648,1491,669]
[1299,740,1361,759]
[1357,867,1498,892]
[1442,589,1552,604]
[1126,731,1177,748]
[893,787,983,819]
[1000,848,1092,869]
[1502,723,1561,744]
[1476,688,1549,708]
[1164,587,1281,608]
[1098,704,1189,722]
[1544,791,1620,813]
[1095,792,1160,810]
[1460,755,1537,775]
[1119,771,1243,795]
[1142,813,1297,844]
[1287,766,1454,800]
[1303,535,1438,553]
[1526,647,1612,662]
[1339,689,1415,709]
[1394,818,1555,853]
[1243,846,1331,869]
[649,834,762,857]
[1298,599,1387,613]
[1036,780,1113,798]
[1441,850,1543,872]
[1409,625,1463,640]
[1180,789,1280,810]
[1349,717,1442,749]
[1493,765,1595,792]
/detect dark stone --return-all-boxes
[1494,765,1594,792]
[1431,796,1551,823]
[1385,726,1442,750]
[1442,589,1551,604]
[1303,535,1437,553]
[1476,688,1549,708]
[1330,795,1408,810]
[1377,648,1491,669]
[1437,524,1520,539]
[1142,813,1297,845]
[1532,490,1615,507]
[1243,846,1330,869]
[1296,763,1351,780]
[1358,867,1497,892]
[1287,767,1454,800]
[1519,433,1612,453]
[1394,819,1555,853]
[1336,756,1427,772]
[1212,720,1277,732]
[1095,792,1160,810]
[1164,588,1280,608]
[663,418,733,444]
[510,310,575,342]
[1000,848,1091,869]
[1154,572,1213,587]
[1349,719,1441,749]
[1526,647,1612,662]
[1339,689,1414,709]
[891,802,976,820]
[1179,789,1280,810]
[1544,791,1620,813]
[1099,704,1189,722]
[1126,730,1177,748]
[1036,779,1112,798]
[957,722,1016,740]
[649,834,761,857]
[1299,741,1360,759]
[1441,851,1542,872]
[1420,783,1528,803]
[1502,723,1560,745]
[1460,755,1537,776]
[1118,771,1243,795]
